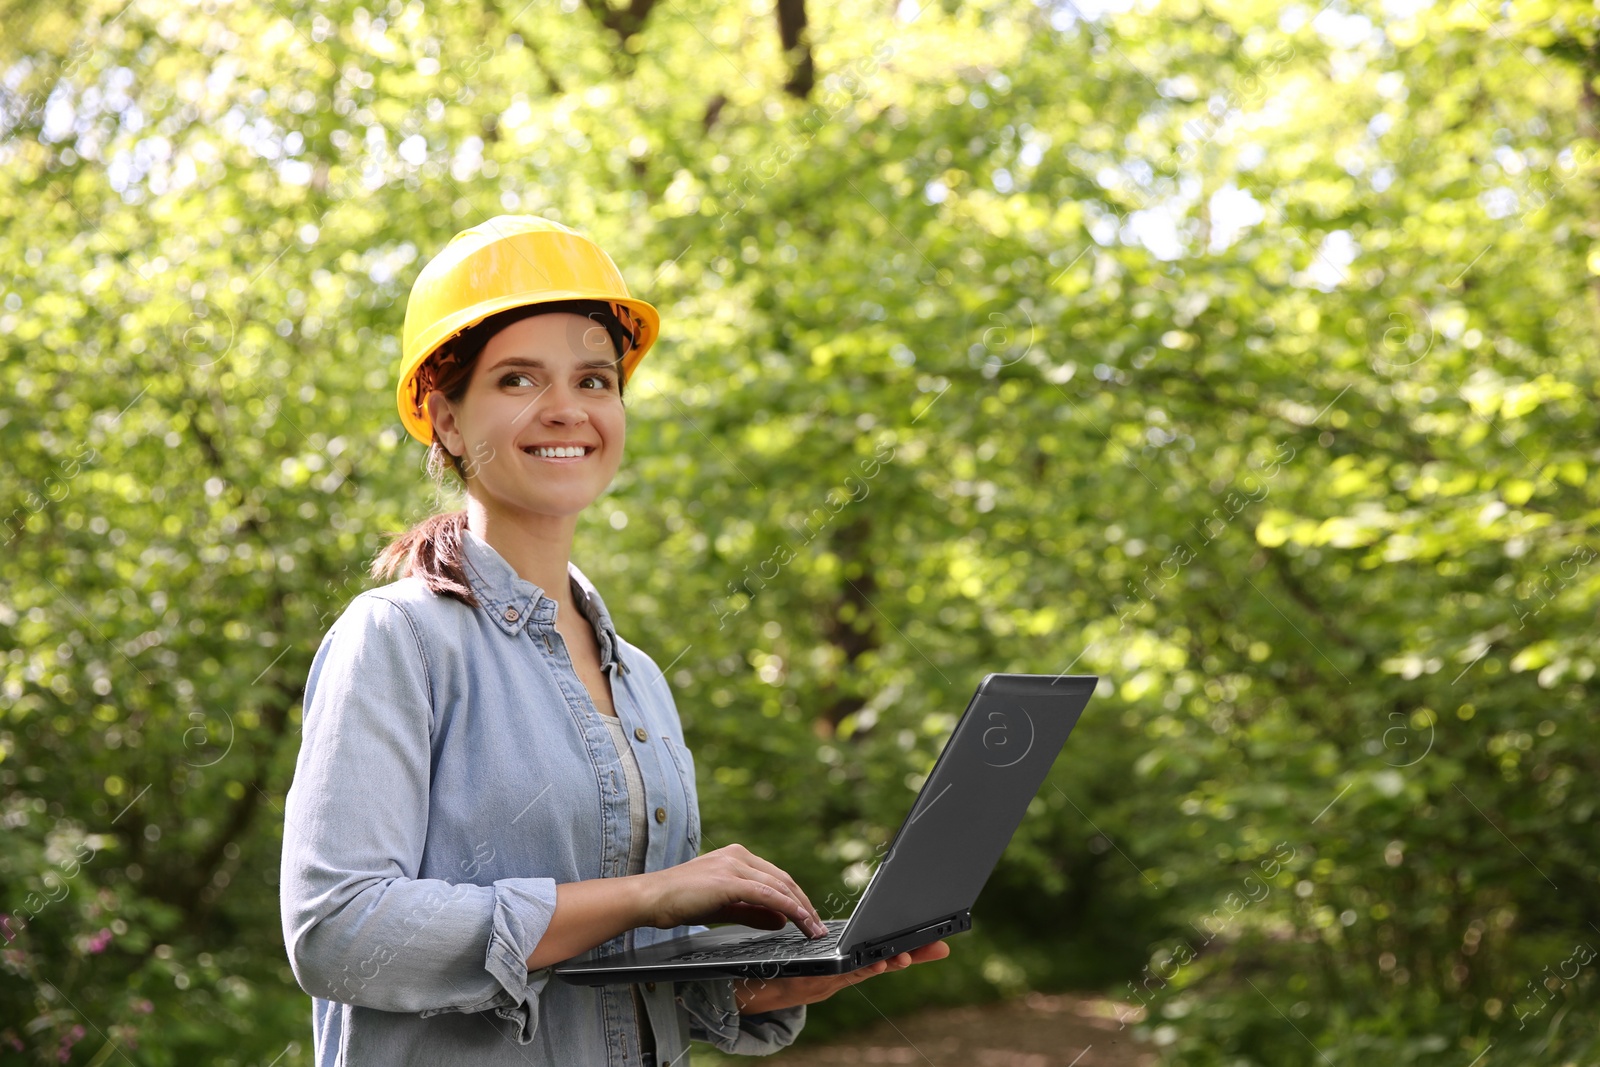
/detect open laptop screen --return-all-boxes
[838,674,1097,949]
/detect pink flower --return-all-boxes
[56,1024,85,1062]
[86,929,112,954]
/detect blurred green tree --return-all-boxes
[1,0,1596,1063]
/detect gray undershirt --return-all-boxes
[600,712,654,1059]
[601,714,650,878]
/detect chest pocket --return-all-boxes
[660,736,702,854]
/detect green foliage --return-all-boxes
[2,0,1598,1063]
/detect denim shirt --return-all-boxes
[279,527,806,1065]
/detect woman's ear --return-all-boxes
[425,390,464,457]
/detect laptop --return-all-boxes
[552,672,1098,986]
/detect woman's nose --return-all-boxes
[535,381,588,425]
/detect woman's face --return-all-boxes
[426,311,626,523]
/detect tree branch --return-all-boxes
[583,0,660,44]
[774,0,815,99]
[817,515,879,737]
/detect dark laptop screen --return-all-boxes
[839,674,1097,949]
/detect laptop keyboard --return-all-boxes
[667,919,849,963]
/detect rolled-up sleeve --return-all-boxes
[673,922,806,1055]
[677,976,807,1055]
[279,593,559,1044]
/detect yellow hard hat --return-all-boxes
[396,215,661,445]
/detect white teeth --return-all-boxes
[529,446,587,458]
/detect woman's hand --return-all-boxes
[732,941,952,1015]
[638,843,828,938]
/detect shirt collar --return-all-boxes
[460,526,626,672]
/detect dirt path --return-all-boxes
[717,992,1155,1067]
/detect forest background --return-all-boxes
[3,0,1598,1063]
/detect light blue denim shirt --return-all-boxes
[279,527,806,1064]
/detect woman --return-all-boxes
[279,215,948,1066]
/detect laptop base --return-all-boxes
[554,911,971,986]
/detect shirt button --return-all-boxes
[503,607,519,623]
[634,727,648,742]
[654,806,667,824]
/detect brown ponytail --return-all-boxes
[368,299,631,608]
[369,509,479,606]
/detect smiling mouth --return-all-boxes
[522,445,596,460]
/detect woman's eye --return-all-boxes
[500,372,535,388]
[581,373,616,390]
